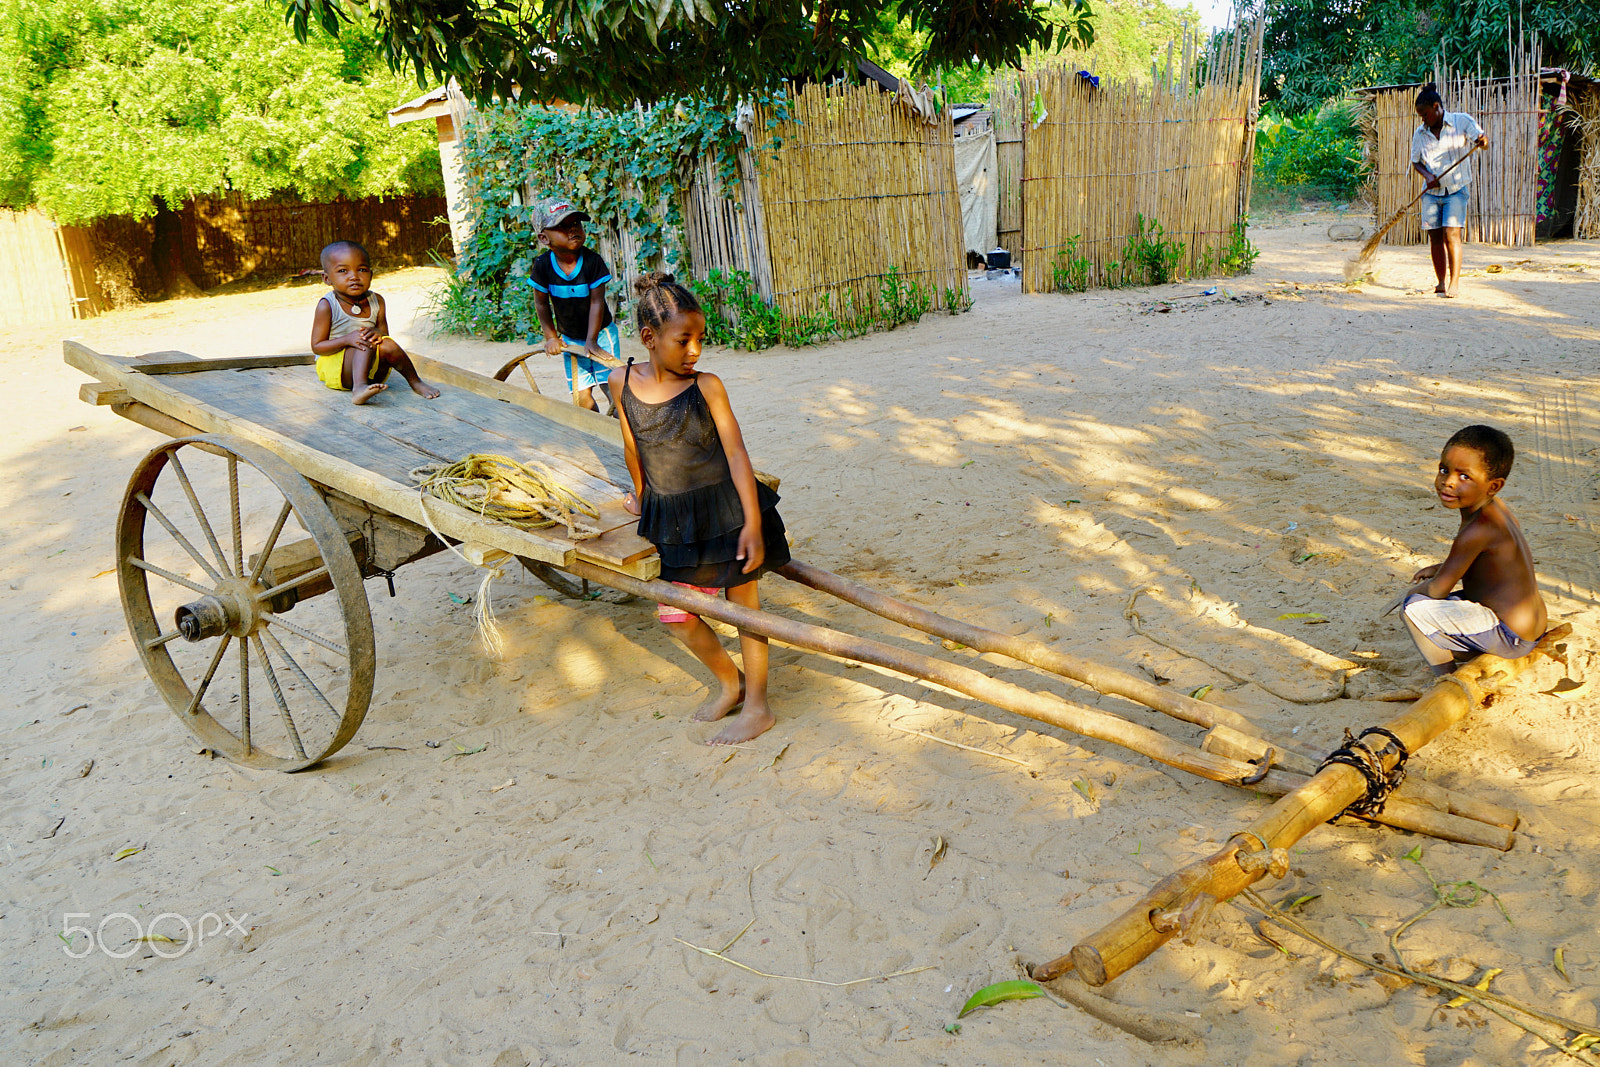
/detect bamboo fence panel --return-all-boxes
[992,74,1024,260]
[1366,90,1424,245]
[1365,40,1543,248]
[753,83,966,318]
[1019,17,1264,293]
[1576,87,1600,238]
[680,150,774,300]
[186,192,451,288]
[0,209,102,326]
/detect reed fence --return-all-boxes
[1572,88,1600,238]
[186,192,451,288]
[1363,39,1543,248]
[680,151,775,299]
[991,77,1024,260]
[0,209,109,327]
[1019,19,1263,293]
[753,82,966,317]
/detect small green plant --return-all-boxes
[1051,235,1091,292]
[1220,216,1260,275]
[1121,213,1185,286]
[876,265,931,327]
[689,269,784,350]
[942,285,972,313]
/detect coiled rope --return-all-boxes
[410,454,606,657]
[411,454,603,541]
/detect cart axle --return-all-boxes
[175,596,234,642]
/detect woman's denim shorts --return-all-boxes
[1420,187,1469,230]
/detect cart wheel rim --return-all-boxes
[117,435,375,771]
[518,558,637,604]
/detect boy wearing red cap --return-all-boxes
[530,199,621,411]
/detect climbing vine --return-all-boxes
[434,96,787,343]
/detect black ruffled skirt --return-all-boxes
[638,479,791,588]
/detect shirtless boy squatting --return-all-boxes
[310,240,440,405]
[1398,424,1547,674]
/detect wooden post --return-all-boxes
[1034,626,1570,987]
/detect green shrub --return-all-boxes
[1254,104,1363,199]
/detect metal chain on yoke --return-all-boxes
[1317,727,1410,819]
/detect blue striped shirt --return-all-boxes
[530,249,614,338]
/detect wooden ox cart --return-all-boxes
[66,341,658,771]
[65,341,1568,995]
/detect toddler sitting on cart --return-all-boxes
[310,240,440,405]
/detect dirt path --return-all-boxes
[2,218,1596,1066]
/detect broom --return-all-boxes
[1344,142,1482,281]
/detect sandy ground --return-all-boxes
[2,214,1598,1067]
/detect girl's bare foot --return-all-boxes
[707,702,775,745]
[353,382,387,405]
[1434,284,1447,295]
[410,379,441,399]
[691,678,744,722]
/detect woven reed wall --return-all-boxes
[1571,87,1600,238]
[681,152,774,300]
[991,76,1024,260]
[0,209,110,326]
[186,192,451,288]
[753,83,966,317]
[1366,42,1543,248]
[1367,90,1425,245]
[1019,19,1263,293]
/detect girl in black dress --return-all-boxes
[609,273,790,745]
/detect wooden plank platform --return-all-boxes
[67,344,659,579]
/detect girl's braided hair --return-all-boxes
[1415,82,1443,108]
[633,271,701,334]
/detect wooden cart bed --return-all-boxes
[66,344,657,577]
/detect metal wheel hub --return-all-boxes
[174,577,265,642]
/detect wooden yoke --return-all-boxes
[1034,625,1570,988]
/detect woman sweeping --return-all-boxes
[1411,82,1489,297]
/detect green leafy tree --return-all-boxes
[286,0,1095,109]
[0,0,441,294]
[1255,0,1597,113]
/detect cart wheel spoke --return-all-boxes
[134,492,226,586]
[238,637,251,755]
[261,628,340,722]
[183,635,232,717]
[229,455,243,577]
[245,500,295,586]
[252,636,307,760]
[255,564,330,604]
[130,556,215,597]
[168,453,234,577]
[259,611,348,658]
[521,361,538,393]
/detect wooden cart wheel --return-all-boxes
[517,558,637,605]
[492,351,543,394]
[117,435,376,771]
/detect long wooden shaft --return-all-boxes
[781,562,1518,830]
[566,560,1253,784]
[1246,768,1512,850]
[1203,723,1518,831]
[571,561,1521,848]
[778,560,1271,739]
[1037,626,1568,987]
